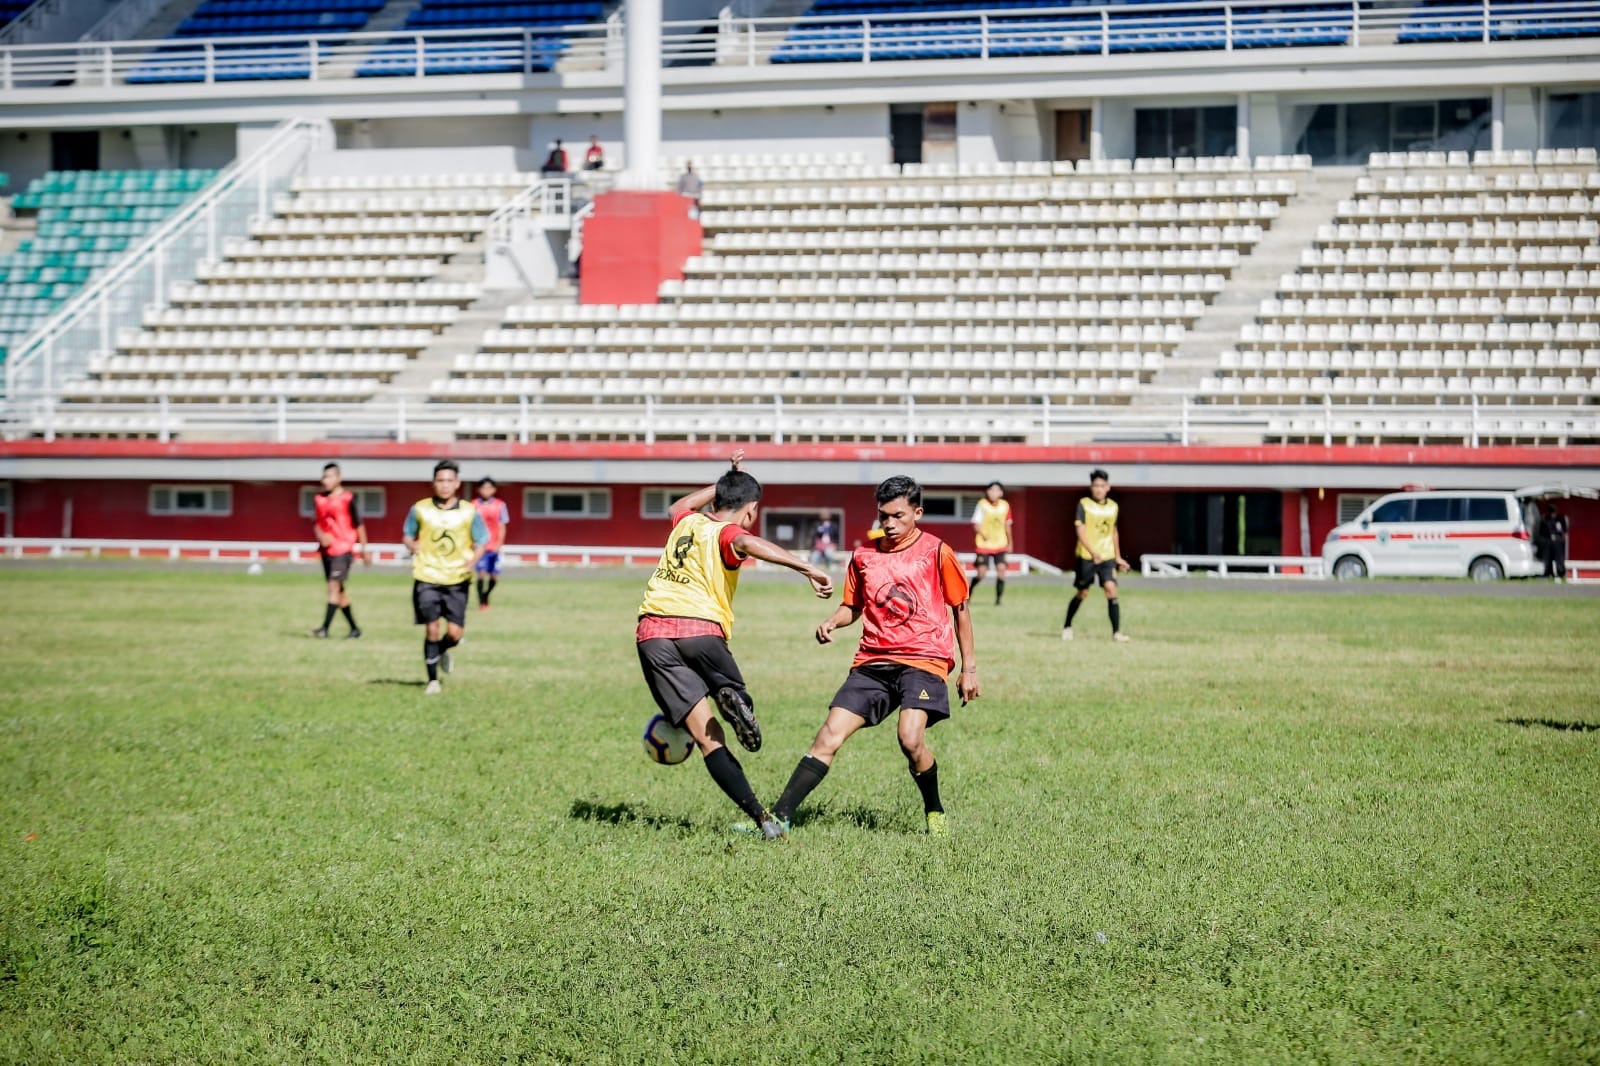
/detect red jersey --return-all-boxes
[474,496,510,548]
[842,530,968,678]
[314,489,361,555]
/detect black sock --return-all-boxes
[1108,599,1121,633]
[994,578,1005,604]
[969,573,982,593]
[912,760,943,814]
[341,605,357,629]
[1065,595,1084,628]
[440,633,459,652]
[703,747,766,822]
[773,754,830,822]
[477,578,487,604]
[321,603,337,630]
[485,576,497,604]
[424,639,441,681]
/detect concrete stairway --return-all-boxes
[130,0,207,41]
[1145,165,1363,394]
[381,243,512,396]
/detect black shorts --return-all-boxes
[1074,558,1117,590]
[637,636,748,726]
[321,551,353,583]
[413,580,470,626]
[975,551,1007,570]
[831,662,951,727]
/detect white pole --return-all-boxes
[1491,85,1505,152]
[1236,92,1250,161]
[1089,99,1104,161]
[620,0,663,189]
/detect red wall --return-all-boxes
[11,479,1599,563]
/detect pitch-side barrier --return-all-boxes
[0,537,1063,575]
[1142,553,1327,578]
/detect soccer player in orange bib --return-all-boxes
[764,475,979,837]
[636,450,833,840]
[309,462,368,639]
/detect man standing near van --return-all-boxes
[1542,503,1570,582]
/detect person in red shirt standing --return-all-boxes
[310,462,368,638]
[764,475,979,837]
[473,477,511,610]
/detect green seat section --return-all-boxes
[0,167,217,359]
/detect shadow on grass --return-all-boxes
[1501,717,1600,733]
[569,799,695,831]
[367,679,428,688]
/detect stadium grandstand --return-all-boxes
[0,0,1597,567]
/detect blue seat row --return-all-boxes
[176,12,372,34]
[408,3,603,24]
[194,0,380,13]
[355,34,569,75]
[773,4,1350,61]
[1398,0,1600,43]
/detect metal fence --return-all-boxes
[2,390,1595,446]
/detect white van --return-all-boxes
[1323,487,1593,581]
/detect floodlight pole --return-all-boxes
[620,0,663,189]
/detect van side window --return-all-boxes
[1370,499,1413,523]
[1466,497,1508,522]
[1414,498,1455,522]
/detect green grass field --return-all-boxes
[1,565,1598,1063]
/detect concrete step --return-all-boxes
[383,290,522,394]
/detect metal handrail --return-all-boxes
[1142,553,1326,578]
[3,117,332,398]
[484,178,574,245]
[1,0,1597,88]
[2,391,1595,447]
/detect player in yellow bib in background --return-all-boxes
[636,450,833,840]
[968,480,1013,606]
[1063,468,1131,643]
[403,459,489,693]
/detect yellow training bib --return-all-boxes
[1075,496,1119,561]
[411,498,479,585]
[638,512,742,637]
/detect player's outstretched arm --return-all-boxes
[731,531,833,598]
[667,449,746,517]
[953,601,979,704]
[815,603,862,645]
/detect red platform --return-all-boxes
[579,190,702,305]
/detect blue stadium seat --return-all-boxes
[356,0,607,77]
[772,0,1351,62]
[127,0,385,82]
[1399,0,1600,44]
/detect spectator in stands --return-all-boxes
[811,512,837,570]
[585,136,605,171]
[541,140,570,175]
[1542,502,1570,582]
[677,162,703,217]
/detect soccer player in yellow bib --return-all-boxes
[402,459,489,694]
[1063,468,1131,643]
[968,480,1013,606]
[636,450,834,840]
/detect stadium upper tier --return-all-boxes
[0,169,215,368]
[1203,148,1600,433]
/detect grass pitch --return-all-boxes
[1,565,1597,1063]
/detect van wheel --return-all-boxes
[1332,555,1367,580]
[1469,556,1505,583]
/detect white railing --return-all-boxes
[1142,553,1327,578]
[1,1,1596,90]
[484,178,574,244]
[2,117,332,400]
[0,537,1070,574]
[2,391,1596,446]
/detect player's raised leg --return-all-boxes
[771,706,868,825]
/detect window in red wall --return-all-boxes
[297,486,386,519]
[640,488,697,519]
[150,485,232,516]
[524,488,610,519]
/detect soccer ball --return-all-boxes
[642,713,695,765]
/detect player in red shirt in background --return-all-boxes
[473,477,511,610]
[310,462,367,638]
[763,475,979,837]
